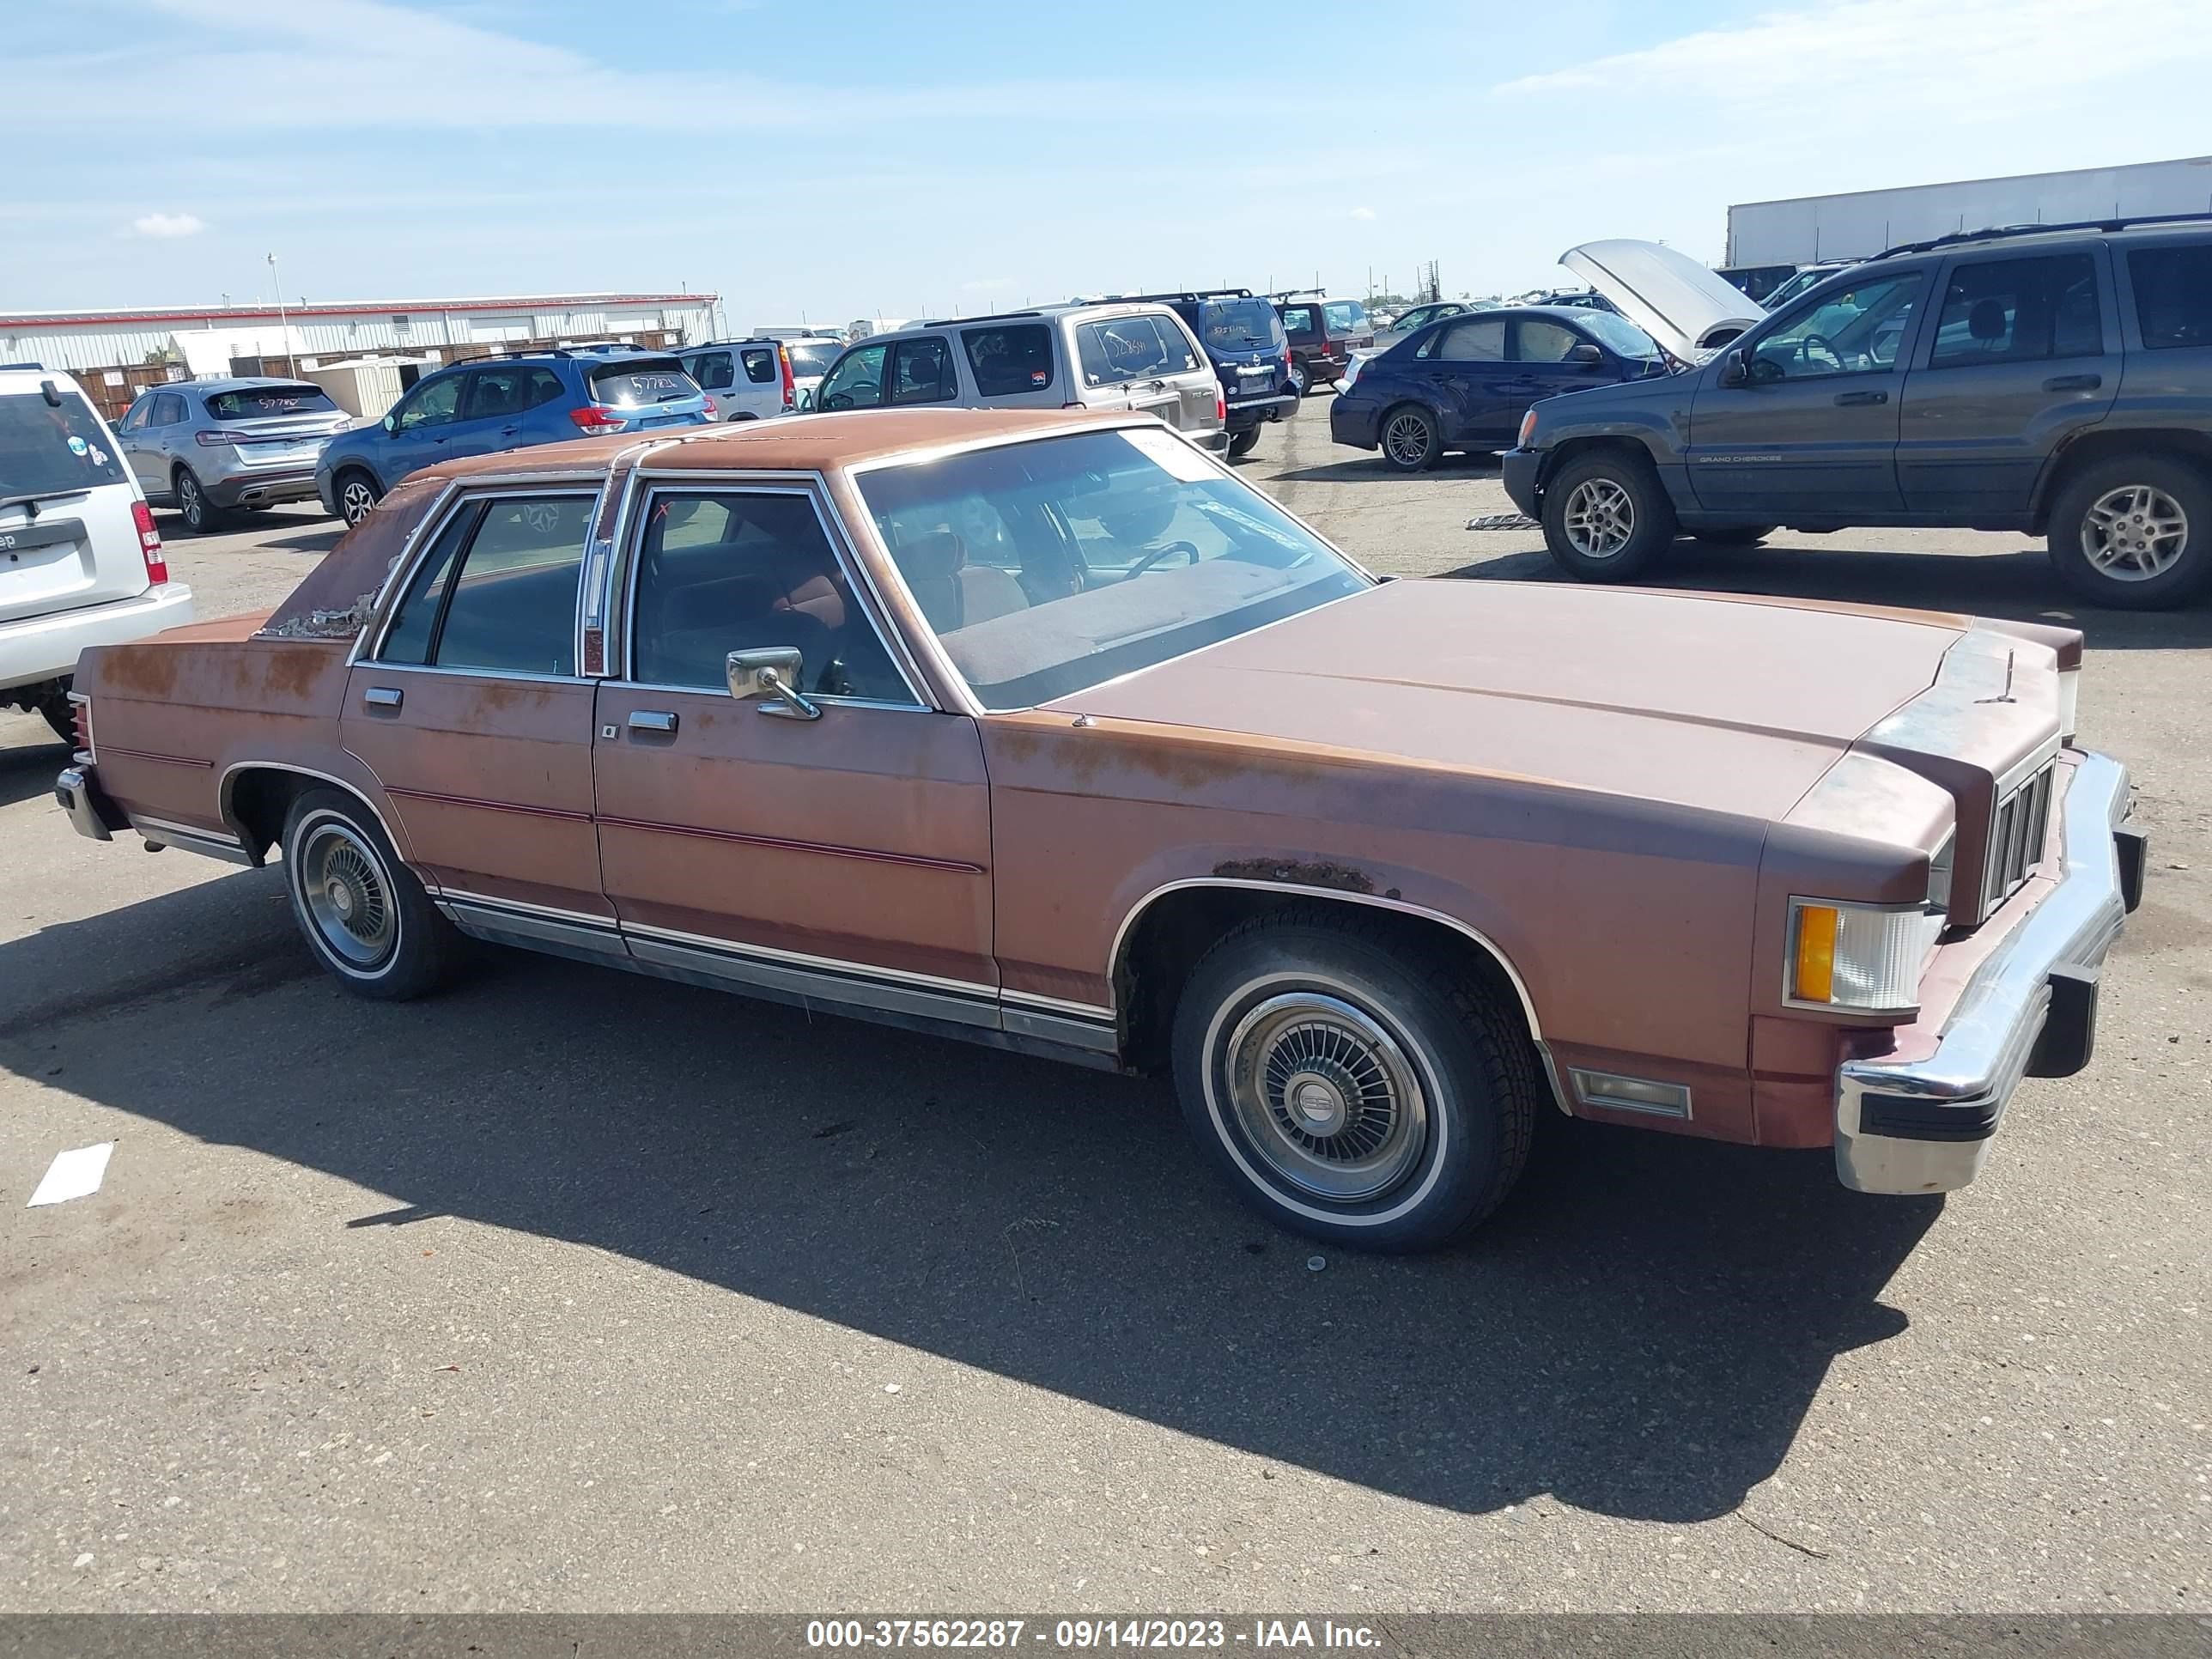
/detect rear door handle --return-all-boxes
[1832,389,1888,406]
[362,686,403,709]
[2044,373,2103,392]
[628,709,679,734]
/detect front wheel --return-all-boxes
[1540,452,1677,581]
[173,467,222,535]
[336,470,381,528]
[2047,455,2212,610]
[1378,404,1441,473]
[282,789,461,1000]
[1171,909,1539,1252]
[1226,427,1261,460]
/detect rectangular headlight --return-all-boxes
[1788,897,1945,1013]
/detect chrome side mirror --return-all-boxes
[726,647,821,721]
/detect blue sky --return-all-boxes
[11,0,2212,323]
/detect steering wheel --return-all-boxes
[1124,539,1201,578]
[1798,332,1844,372]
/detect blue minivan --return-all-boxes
[317,349,712,526]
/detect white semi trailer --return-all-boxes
[1726,155,2212,270]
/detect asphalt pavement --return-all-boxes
[1,397,2204,1612]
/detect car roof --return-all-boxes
[412,406,1143,484]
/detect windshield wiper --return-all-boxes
[0,487,89,514]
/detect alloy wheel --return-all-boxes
[1561,477,1637,559]
[1382,411,1431,469]
[2081,484,2189,581]
[340,478,377,526]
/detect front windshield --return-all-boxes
[1577,311,1662,360]
[858,428,1368,710]
[1199,298,1283,349]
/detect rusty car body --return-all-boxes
[53,408,2148,1249]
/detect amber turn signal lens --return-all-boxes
[1792,903,1838,1004]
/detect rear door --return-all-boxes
[886,335,961,407]
[0,375,149,624]
[341,489,607,920]
[1895,249,2118,520]
[1415,315,1510,441]
[447,366,529,461]
[683,349,738,417]
[1686,267,1929,516]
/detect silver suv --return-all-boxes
[117,378,354,534]
[811,303,1225,449]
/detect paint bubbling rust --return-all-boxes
[255,552,401,641]
[1211,857,1376,896]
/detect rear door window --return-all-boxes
[204,384,338,420]
[739,347,778,385]
[0,381,128,506]
[380,495,593,677]
[1425,319,1507,361]
[890,337,958,404]
[2127,245,2212,349]
[962,324,1056,396]
[688,351,736,392]
[586,358,696,408]
[1928,253,2102,368]
[463,365,536,421]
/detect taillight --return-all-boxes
[72,698,94,759]
[568,405,626,433]
[1214,389,1226,424]
[702,396,718,418]
[780,345,796,410]
[194,430,235,447]
[132,501,167,585]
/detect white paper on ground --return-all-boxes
[27,1143,113,1207]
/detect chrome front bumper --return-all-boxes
[1835,750,2141,1195]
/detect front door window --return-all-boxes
[1750,273,1925,380]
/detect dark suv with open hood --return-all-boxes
[1504,221,2212,610]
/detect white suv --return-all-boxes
[677,339,798,422]
[811,304,1226,449]
[2,367,194,740]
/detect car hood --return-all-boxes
[1044,580,1966,823]
[1560,240,1765,360]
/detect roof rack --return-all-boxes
[1080,289,1256,306]
[1870,210,2212,260]
[916,308,1045,328]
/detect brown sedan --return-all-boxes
[53,409,2147,1250]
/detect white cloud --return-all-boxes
[131,212,205,238]
[1350,206,1376,221]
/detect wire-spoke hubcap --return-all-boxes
[299,822,394,968]
[341,481,375,526]
[1562,477,1636,558]
[1383,412,1431,467]
[1220,993,1428,1203]
[2081,484,2189,581]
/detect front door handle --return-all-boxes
[628,709,679,734]
[362,686,403,709]
[2044,373,2103,392]
[1833,389,1889,406]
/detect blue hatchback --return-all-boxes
[317,349,712,526]
[1329,307,1668,472]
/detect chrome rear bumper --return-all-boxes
[55,766,124,842]
[1835,750,2138,1195]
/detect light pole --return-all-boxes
[266,252,295,375]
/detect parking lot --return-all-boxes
[1,393,2204,1612]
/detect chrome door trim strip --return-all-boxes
[103,745,213,769]
[595,813,983,873]
[440,898,629,958]
[131,812,243,846]
[627,935,1000,1030]
[999,987,1115,1020]
[427,888,615,927]
[1002,1006,1119,1054]
[620,918,999,1002]
[131,817,258,866]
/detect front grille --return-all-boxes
[1981,757,2056,917]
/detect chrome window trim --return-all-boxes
[608,679,933,714]
[344,660,592,687]
[356,482,605,669]
[611,478,929,709]
[621,918,998,1001]
[840,421,1381,717]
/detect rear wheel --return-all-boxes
[1540,450,1677,581]
[282,789,461,1000]
[1378,404,1442,473]
[336,470,381,529]
[1693,525,1776,547]
[173,467,222,535]
[2047,454,2212,610]
[1226,427,1261,460]
[1171,908,1539,1252]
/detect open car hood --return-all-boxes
[1560,240,1765,360]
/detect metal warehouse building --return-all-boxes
[0,291,720,419]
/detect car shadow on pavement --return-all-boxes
[1273,453,1502,486]
[1443,540,2212,652]
[0,729,70,811]
[2,870,1944,1526]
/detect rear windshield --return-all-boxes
[1073,316,1200,386]
[1197,298,1283,350]
[786,342,839,378]
[0,381,128,507]
[204,384,339,420]
[1323,301,1369,332]
[586,357,699,408]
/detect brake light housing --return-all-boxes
[779,344,796,410]
[194,430,235,447]
[1214,389,1226,425]
[568,404,627,433]
[701,396,718,418]
[132,501,167,585]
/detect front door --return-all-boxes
[340,489,608,924]
[1686,268,1929,517]
[1896,249,2120,520]
[592,484,996,1012]
[380,372,467,482]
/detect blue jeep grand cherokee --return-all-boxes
[318,348,712,526]
[1503,218,2212,611]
